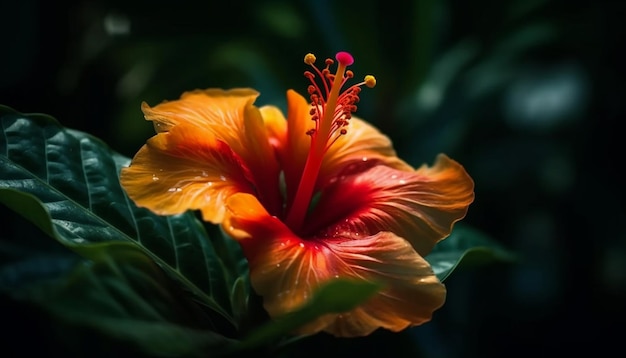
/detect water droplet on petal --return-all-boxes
[399,179,406,184]
[299,242,305,248]
[219,175,227,181]
[168,187,182,192]
[276,263,281,268]
[152,174,159,181]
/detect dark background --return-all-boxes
[1,0,624,357]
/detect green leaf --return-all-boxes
[0,105,248,328]
[426,225,516,282]
[233,279,380,354]
[13,245,237,357]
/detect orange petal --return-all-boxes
[141,88,259,137]
[146,89,280,196]
[281,90,314,201]
[120,125,255,223]
[318,115,413,186]
[308,154,475,256]
[280,91,413,190]
[322,232,446,337]
[259,104,287,155]
[241,104,283,214]
[223,193,446,337]
[124,88,284,217]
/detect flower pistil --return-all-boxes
[285,52,377,231]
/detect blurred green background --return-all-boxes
[1,0,624,356]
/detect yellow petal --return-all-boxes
[223,193,446,337]
[308,154,474,256]
[120,125,255,223]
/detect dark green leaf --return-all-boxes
[0,254,77,290]
[426,225,516,282]
[233,279,380,353]
[0,105,248,327]
[13,245,236,357]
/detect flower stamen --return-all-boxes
[285,52,376,232]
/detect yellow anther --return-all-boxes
[304,53,316,65]
[364,75,376,88]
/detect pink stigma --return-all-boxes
[335,51,354,66]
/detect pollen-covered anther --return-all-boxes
[304,53,316,65]
[364,75,377,88]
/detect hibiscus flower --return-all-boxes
[120,51,474,337]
